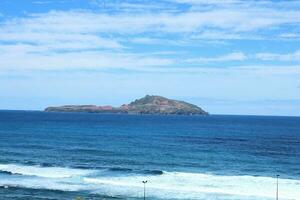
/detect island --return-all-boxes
[44,95,208,115]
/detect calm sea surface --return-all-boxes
[0,111,299,200]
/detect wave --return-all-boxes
[107,167,163,175]
[108,167,133,172]
[0,171,14,175]
[143,169,164,175]
[0,178,87,192]
[0,163,299,200]
[0,164,94,178]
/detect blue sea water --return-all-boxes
[0,110,299,200]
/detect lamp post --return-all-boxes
[142,180,147,200]
[276,175,280,200]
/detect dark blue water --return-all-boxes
[0,111,299,200]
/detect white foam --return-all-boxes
[0,164,94,178]
[84,172,300,200]
[1,163,300,200]
[0,177,86,192]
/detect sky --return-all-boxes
[0,0,300,116]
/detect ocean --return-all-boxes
[0,110,299,200]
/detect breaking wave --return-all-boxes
[0,164,94,178]
[0,163,299,200]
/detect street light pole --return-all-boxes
[276,175,279,200]
[142,180,147,200]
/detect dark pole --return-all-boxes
[142,180,147,200]
[276,175,279,200]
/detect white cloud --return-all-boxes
[186,52,247,63]
[91,1,174,12]
[0,32,123,50]
[146,65,300,77]
[129,37,190,46]
[279,33,300,39]
[191,31,263,40]
[231,65,300,75]
[172,0,241,5]
[172,0,300,10]
[256,50,300,61]
[3,7,300,34]
[0,2,300,73]
[33,1,52,4]
[130,37,166,45]
[0,45,174,71]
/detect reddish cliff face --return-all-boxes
[45,95,208,115]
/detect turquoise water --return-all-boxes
[0,111,299,199]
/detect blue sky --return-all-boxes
[0,0,300,116]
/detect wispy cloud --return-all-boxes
[0,47,174,71]
[256,50,300,61]
[33,1,52,4]
[172,0,300,10]
[3,6,300,34]
[0,32,123,50]
[191,31,263,40]
[172,0,242,6]
[0,1,300,73]
[186,52,247,63]
[279,33,300,39]
[129,37,190,46]
[91,1,178,12]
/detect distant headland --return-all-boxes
[44,95,208,115]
